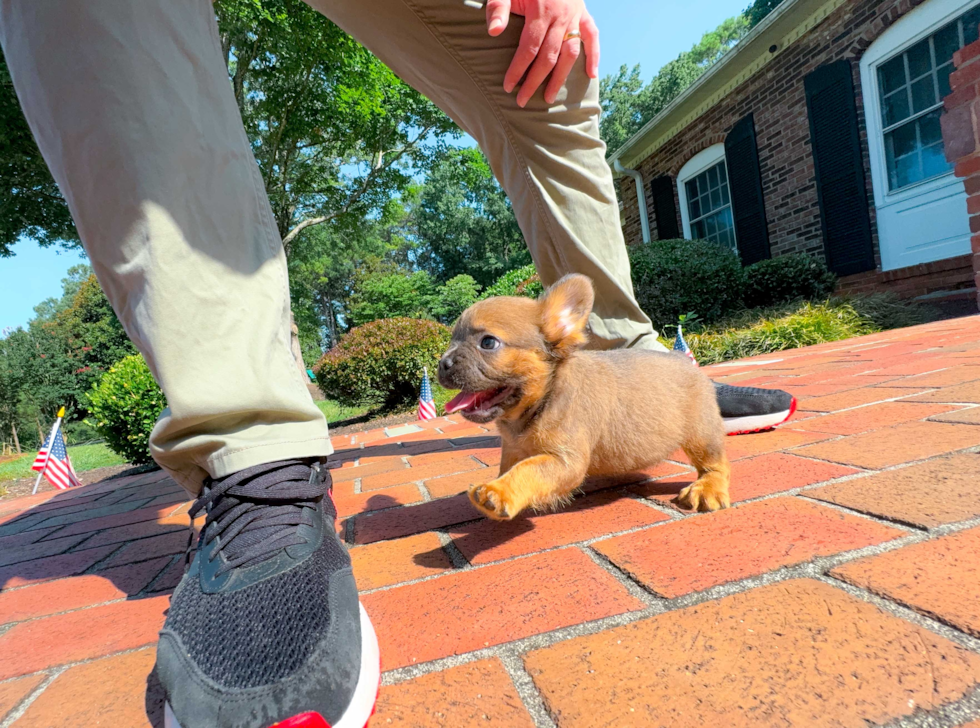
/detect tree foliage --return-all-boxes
[0,53,78,257]
[411,147,528,288]
[746,0,787,28]
[0,266,135,449]
[600,15,750,153]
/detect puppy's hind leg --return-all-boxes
[676,435,731,513]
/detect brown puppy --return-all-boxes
[438,274,730,521]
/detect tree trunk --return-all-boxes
[11,422,21,454]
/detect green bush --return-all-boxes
[743,253,837,308]
[432,275,482,323]
[314,318,452,409]
[629,238,745,331]
[86,354,166,464]
[480,264,543,299]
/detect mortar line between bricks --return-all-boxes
[579,542,669,606]
[778,442,980,470]
[880,684,980,728]
[416,482,433,503]
[497,650,559,728]
[0,666,66,728]
[434,531,469,569]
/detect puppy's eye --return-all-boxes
[480,336,500,351]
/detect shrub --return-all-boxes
[743,253,837,308]
[480,264,543,299]
[86,354,166,464]
[314,318,452,409]
[629,239,745,331]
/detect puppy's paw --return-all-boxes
[469,481,519,520]
[674,479,730,513]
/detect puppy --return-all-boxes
[438,274,730,521]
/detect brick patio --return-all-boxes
[2,316,980,727]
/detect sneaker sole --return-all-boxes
[164,602,381,728]
[724,397,797,436]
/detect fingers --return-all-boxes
[580,12,599,79]
[486,0,511,36]
[515,20,564,107]
[544,22,581,104]
[504,16,549,94]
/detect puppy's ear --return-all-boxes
[540,274,594,356]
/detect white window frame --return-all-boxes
[861,0,980,207]
[677,144,737,248]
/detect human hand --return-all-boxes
[484,0,599,107]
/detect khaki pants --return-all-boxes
[0,0,664,494]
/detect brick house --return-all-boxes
[609,0,980,304]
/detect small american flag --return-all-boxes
[32,426,81,490]
[673,325,698,366]
[418,368,437,421]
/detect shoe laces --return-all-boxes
[186,459,329,577]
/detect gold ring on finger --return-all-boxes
[563,29,581,42]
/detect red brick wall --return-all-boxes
[941,29,980,305]
[618,0,977,301]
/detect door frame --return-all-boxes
[860,0,980,270]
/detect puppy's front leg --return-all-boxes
[470,454,584,521]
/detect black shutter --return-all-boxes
[804,60,875,276]
[650,175,680,240]
[725,113,771,265]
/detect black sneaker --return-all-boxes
[157,459,379,728]
[714,383,797,435]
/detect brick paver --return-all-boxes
[12,648,158,727]
[832,526,980,637]
[362,549,643,669]
[2,316,980,725]
[375,659,534,727]
[592,498,903,597]
[523,580,980,728]
[807,453,980,527]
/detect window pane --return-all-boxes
[911,75,938,113]
[894,152,920,189]
[938,62,954,98]
[934,22,960,62]
[963,8,980,45]
[922,141,952,178]
[692,219,706,240]
[879,55,907,94]
[709,187,721,209]
[707,165,719,188]
[907,39,933,79]
[720,182,730,206]
[883,90,910,127]
[890,121,919,158]
[919,108,944,146]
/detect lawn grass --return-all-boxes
[0,443,127,484]
[315,399,371,424]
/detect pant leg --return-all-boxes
[0,0,331,494]
[305,0,666,353]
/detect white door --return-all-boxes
[861,0,980,271]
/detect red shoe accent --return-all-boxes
[725,397,798,437]
[272,713,330,728]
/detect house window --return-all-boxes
[877,5,980,190]
[683,159,737,250]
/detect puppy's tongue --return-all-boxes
[444,391,481,414]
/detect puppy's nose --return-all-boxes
[439,355,454,376]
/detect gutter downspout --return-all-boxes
[613,159,651,244]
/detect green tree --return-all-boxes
[600,15,750,152]
[215,0,458,252]
[0,54,78,257]
[431,275,481,324]
[746,0,787,28]
[346,266,438,327]
[411,147,529,287]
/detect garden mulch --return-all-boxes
[1,314,980,726]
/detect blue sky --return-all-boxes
[0,0,746,333]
